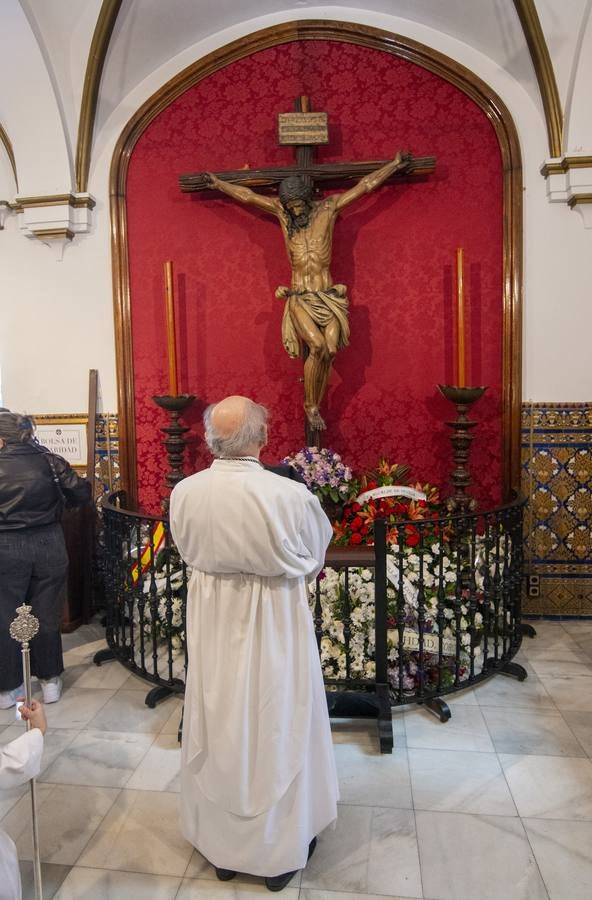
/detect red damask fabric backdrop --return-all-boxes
[126,40,503,513]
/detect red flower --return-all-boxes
[350,532,363,544]
[350,516,363,531]
[405,525,420,547]
[361,525,369,535]
[351,502,361,512]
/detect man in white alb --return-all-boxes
[170,396,338,891]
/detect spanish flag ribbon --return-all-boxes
[131,521,166,583]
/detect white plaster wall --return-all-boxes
[1,5,591,417]
[0,195,115,415]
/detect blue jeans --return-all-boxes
[0,523,68,691]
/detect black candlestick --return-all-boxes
[152,394,195,512]
[437,385,487,514]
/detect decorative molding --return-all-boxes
[540,155,592,226]
[17,192,95,258]
[16,193,96,209]
[0,121,18,190]
[110,20,523,505]
[512,0,563,158]
[75,0,123,193]
[568,193,592,206]
[540,155,592,176]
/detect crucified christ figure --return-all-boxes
[204,151,411,432]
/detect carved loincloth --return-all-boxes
[279,285,350,359]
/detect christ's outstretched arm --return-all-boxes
[334,151,412,212]
[204,172,280,215]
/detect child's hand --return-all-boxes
[19,699,47,735]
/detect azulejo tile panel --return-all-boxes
[94,413,120,505]
[521,403,592,616]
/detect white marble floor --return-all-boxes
[2,619,592,899]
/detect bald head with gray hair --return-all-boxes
[204,396,268,458]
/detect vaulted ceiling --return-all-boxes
[1,0,591,199]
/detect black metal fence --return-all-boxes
[95,490,527,752]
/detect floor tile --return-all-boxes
[529,659,592,678]
[500,753,592,819]
[119,670,153,691]
[301,892,420,900]
[439,687,480,706]
[560,622,592,639]
[0,705,21,725]
[0,726,79,779]
[474,674,556,709]
[331,713,406,749]
[177,882,299,899]
[333,741,412,808]
[67,662,135,691]
[3,783,119,864]
[20,860,71,899]
[561,710,592,756]
[302,805,421,898]
[85,690,178,734]
[300,805,372,893]
[367,807,422,897]
[538,676,592,711]
[40,730,156,788]
[415,810,548,900]
[126,732,181,792]
[408,747,517,815]
[77,788,193,876]
[524,818,592,900]
[54,866,182,899]
[43,688,116,729]
[160,699,184,735]
[481,707,586,757]
[404,705,494,752]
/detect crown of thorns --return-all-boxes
[278,175,313,205]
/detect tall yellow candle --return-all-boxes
[456,247,466,387]
[164,260,178,396]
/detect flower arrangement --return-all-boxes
[282,447,357,508]
[305,455,491,695]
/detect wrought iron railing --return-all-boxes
[95,490,527,752]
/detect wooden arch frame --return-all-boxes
[110,20,522,505]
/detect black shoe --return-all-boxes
[215,868,237,881]
[265,839,317,892]
[265,870,297,892]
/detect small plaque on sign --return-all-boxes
[35,423,87,467]
[278,112,329,145]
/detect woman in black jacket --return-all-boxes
[0,411,91,708]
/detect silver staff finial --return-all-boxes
[9,604,40,645]
[9,602,43,899]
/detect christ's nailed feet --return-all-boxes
[305,407,326,430]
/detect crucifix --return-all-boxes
[180,96,435,447]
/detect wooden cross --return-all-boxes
[180,95,435,194]
[179,96,435,446]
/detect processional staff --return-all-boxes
[9,604,43,900]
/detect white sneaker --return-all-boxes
[0,685,24,709]
[40,676,63,704]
